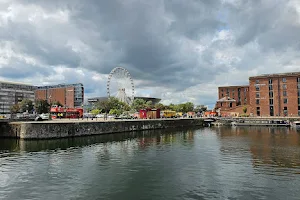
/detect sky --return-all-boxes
[0,0,300,108]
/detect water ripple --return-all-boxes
[0,127,300,200]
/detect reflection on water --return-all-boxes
[0,127,300,200]
[0,128,196,153]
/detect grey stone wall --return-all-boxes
[1,119,204,139]
[0,122,21,138]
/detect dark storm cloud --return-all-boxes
[0,63,51,79]
[10,0,227,88]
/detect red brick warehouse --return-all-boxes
[35,83,84,108]
[249,72,300,117]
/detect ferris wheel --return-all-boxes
[107,67,135,105]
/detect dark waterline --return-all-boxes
[1,127,300,200]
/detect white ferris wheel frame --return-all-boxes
[107,67,135,103]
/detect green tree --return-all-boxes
[131,98,146,111]
[19,99,34,113]
[154,103,165,110]
[35,99,50,114]
[109,109,122,116]
[195,105,207,113]
[95,97,130,114]
[183,102,194,113]
[145,101,153,109]
[91,109,101,115]
[10,104,20,113]
[169,103,176,111]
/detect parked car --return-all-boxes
[83,113,95,118]
[115,114,132,119]
[96,114,104,118]
[40,113,50,120]
[35,113,50,121]
[107,115,116,119]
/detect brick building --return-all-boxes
[218,85,249,106]
[215,85,250,116]
[35,83,84,108]
[249,72,300,117]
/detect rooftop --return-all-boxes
[218,85,249,89]
[249,72,300,79]
[0,80,34,86]
[36,83,83,89]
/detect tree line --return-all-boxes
[10,97,208,115]
[10,99,62,114]
[89,97,207,116]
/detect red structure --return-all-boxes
[50,105,83,119]
[139,109,160,119]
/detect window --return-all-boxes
[256,107,260,116]
[270,106,274,116]
[283,84,287,90]
[282,77,286,82]
[221,93,224,97]
[221,89,223,92]
[269,85,273,91]
[269,79,273,84]
[256,80,259,84]
[284,107,288,116]
[221,103,223,107]
[283,91,287,97]
[298,77,300,83]
[269,91,273,98]
[284,98,288,104]
[299,98,300,105]
[229,102,233,108]
[256,99,260,105]
[255,86,260,91]
[298,106,300,116]
[232,89,235,92]
[269,99,273,105]
[256,93,260,98]
[227,89,229,93]
[238,88,241,92]
[298,90,300,97]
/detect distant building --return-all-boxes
[134,97,161,105]
[218,85,249,106]
[87,97,108,107]
[215,71,300,117]
[35,83,84,108]
[249,72,300,117]
[215,85,250,116]
[0,81,35,114]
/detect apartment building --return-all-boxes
[0,81,35,114]
[35,83,84,108]
[249,72,300,117]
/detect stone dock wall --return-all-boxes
[0,119,204,139]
